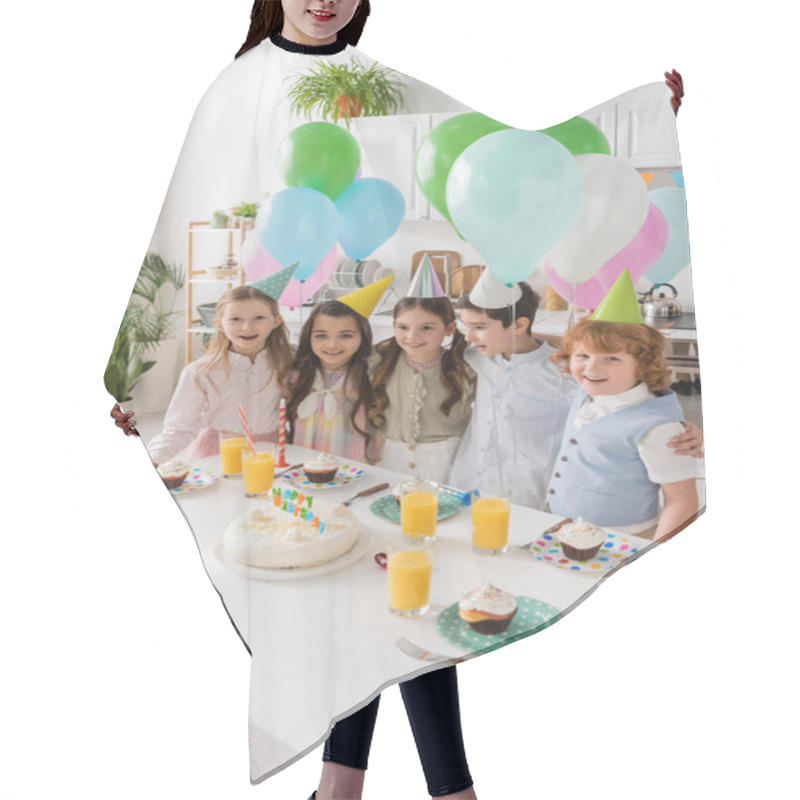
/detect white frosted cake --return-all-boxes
[223,500,359,569]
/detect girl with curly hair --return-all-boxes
[548,318,699,541]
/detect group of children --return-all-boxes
[145,263,700,542]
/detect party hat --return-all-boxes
[590,269,644,324]
[249,263,298,301]
[338,275,394,318]
[468,268,522,309]
[407,255,446,298]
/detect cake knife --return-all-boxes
[341,483,390,507]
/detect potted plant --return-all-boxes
[211,209,229,228]
[104,252,185,406]
[231,201,259,228]
[287,58,406,126]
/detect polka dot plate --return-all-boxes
[169,467,219,495]
[529,529,640,571]
[436,596,561,653]
[369,492,462,523]
[283,465,364,490]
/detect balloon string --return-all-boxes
[510,285,518,487]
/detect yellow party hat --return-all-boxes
[591,269,644,324]
[337,275,394,318]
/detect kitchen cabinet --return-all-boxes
[351,114,433,221]
[581,82,680,169]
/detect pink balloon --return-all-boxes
[242,233,277,281]
[242,235,338,308]
[545,262,607,310]
[595,203,668,291]
[280,246,337,308]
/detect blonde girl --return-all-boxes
[548,318,699,540]
[370,297,476,483]
[287,300,374,461]
[147,285,292,465]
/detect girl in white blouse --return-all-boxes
[146,285,292,465]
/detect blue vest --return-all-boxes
[546,389,684,527]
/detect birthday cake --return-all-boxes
[223,491,359,570]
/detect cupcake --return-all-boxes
[304,453,340,484]
[458,584,518,634]
[157,460,191,490]
[556,517,607,561]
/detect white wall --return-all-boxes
[2,2,795,799]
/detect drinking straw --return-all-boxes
[236,405,258,457]
[438,485,471,505]
[276,398,288,467]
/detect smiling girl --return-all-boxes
[370,297,475,483]
[146,285,292,466]
[287,300,374,460]
[548,318,699,541]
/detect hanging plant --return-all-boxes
[287,58,406,126]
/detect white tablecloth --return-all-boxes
[175,444,652,781]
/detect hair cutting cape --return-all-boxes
[106,34,702,783]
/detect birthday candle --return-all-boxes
[276,399,287,467]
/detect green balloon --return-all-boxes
[277,122,361,200]
[538,116,611,156]
[416,112,512,224]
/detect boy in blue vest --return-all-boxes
[546,271,699,540]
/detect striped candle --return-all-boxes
[276,398,288,467]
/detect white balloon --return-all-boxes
[547,154,649,285]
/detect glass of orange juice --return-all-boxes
[387,533,434,617]
[471,487,511,555]
[243,448,275,497]
[399,479,439,539]
[220,435,248,477]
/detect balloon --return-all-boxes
[545,262,607,310]
[539,117,611,156]
[595,202,669,290]
[243,238,337,308]
[256,187,339,281]
[644,188,691,284]
[446,129,582,284]
[335,178,405,261]
[242,233,275,282]
[276,122,360,200]
[416,112,512,225]
[547,153,650,285]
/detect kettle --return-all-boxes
[640,283,682,320]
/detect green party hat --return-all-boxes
[249,263,298,302]
[591,269,644,324]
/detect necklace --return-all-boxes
[404,350,443,370]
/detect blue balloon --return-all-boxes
[644,188,690,284]
[335,178,406,261]
[257,187,339,281]
[445,129,582,284]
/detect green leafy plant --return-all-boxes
[104,252,185,402]
[231,201,259,218]
[287,58,406,126]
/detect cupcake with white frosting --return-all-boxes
[303,453,340,484]
[458,584,518,634]
[157,460,191,490]
[556,517,607,561]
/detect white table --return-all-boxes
[175,444,652,781]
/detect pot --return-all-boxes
[640,283,682,319]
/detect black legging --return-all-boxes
[323,665,473,797]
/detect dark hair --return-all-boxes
[287,300,373,444]
[370,297,474,430]
[457,281,540,333]
[236,1,371,59]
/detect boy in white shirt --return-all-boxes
[451,270,702,510]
